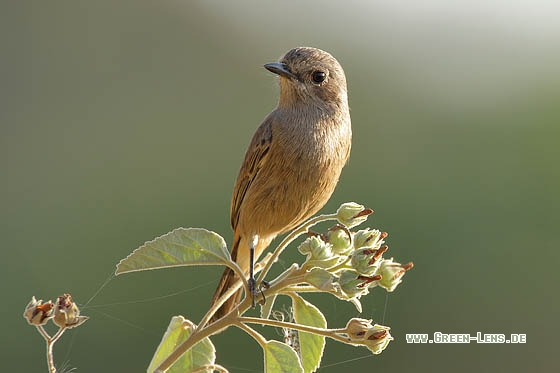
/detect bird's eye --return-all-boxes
[311,71,327,84]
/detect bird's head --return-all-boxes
[265,47,348,112]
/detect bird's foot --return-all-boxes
[248,277,257,308]
[248,279,271,307]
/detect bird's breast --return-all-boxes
[237,111,351,239]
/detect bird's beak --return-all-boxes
[264,62,297,80]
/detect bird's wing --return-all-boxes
[230,117,273,231]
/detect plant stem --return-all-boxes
[197,277,244,330]
[325,256,351,273]
[36,325,51,341]
[267,263,300,288]
[257,213,337,284]
[51,327,66,344]
[154,295,257,373]
[279,286,322,293]
[156,312,236,372]
[155,215,339,371]
[234,321,267,347]
[238,316,352,345]
[46,338,56,373]
[36,326,66,373]
[198,254,274,330]
[228,261,249,291]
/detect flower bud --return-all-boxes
[298,236,333,260]
[363,324,393,354]
[336,203,373,229]
[351,248,380,276]
[23,297,54,326]
[343,318,393,354]
[377,259,414,292]
[326,225,352,254]
[337,270,369,299]
[353,229,383,249]
[53,294,89,329]
[345,317,373,339]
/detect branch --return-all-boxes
[238,316,352,345]
[257,213,337,284]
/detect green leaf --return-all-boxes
[264,340,304,373]
[116,228,230,275]
[148,316,216,373]
[291,294,327,373]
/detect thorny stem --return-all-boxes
[256,213,337,285]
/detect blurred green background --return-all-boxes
[2,1,559,372]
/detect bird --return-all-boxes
[210,47,352,322]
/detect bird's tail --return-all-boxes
[209,233,244,323]
[209,232,273,323]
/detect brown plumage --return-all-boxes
[210,47,352,322]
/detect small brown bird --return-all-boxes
[210,47,352,321]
